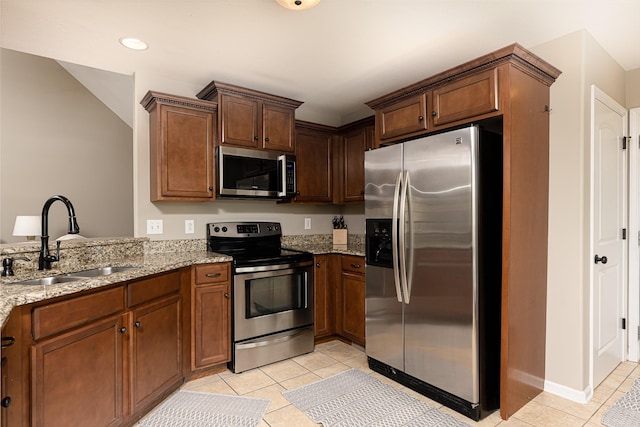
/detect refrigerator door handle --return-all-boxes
[399,170,411,304]
[392,171,403,303]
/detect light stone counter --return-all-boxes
[283,234,365,257]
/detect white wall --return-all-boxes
[132,70,364,240]
[532,30,626,401]
[627,69,640,108]
[0,49,134,242]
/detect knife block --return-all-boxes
[332,229,348,246]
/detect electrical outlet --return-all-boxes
[304,217,311,230]
[146,219,163,235]
[185,219,195,234]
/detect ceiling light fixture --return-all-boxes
[119,37,148,51]
[276,0,320,11]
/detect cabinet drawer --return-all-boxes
[341,255,365,275]
[32,287,125,340]
[128,270,181,307]
[194,263,230,285]
[432,68,499,127]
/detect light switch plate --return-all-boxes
[147,219,163,235]
[304,217,311,230]
[185,219,195,234]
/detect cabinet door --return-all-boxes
[130,294,182,415]
[342,128,368,202]
[219,94,259,148]
[314,255,333,339]
[193,283,230,369]
[376,93,428,143]
[2,308,26,427]
[295,127,333,203]
[431,68,499,127]
[31,315,125,427]
[154,103,215,201]
[262,103,295,153]
[340,272,365,346]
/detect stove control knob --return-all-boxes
[274,225,279,231]
[267,226,272,231]
[222,227,228,232]
[214,227,220,233]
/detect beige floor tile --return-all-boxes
[341,353,371,371]
[244,383,290,413]
[591,383,616,404]
[533,391,601,420]
[318,340,366,361]
[279,371,322,390]
[292,350,340,371]
[259,358,310,383]
[599,372,627,390]
[618,376,636,393]
[613,361,636,377]
[497,416,537,426]
[588,403,610,426]
[222,368,276,395]
[312,362,352,378]
[369,371,405,389]
[262,404,318,427]
[181,374,238,395]
[509,400,586,427]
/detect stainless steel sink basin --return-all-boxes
[64,266,137,278]
[12,276,85,286]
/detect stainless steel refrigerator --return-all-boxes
[364,125,502,421]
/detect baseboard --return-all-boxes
[544,379,593,404]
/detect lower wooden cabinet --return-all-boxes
[191,263,231,370]
[31,314,125,427]
[314,254,365,346]
[129,294,182,415]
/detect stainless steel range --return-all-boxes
[206,222,314,373]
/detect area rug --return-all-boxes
[602,377,640,426]
[136,390,270,427]
[283,368,471,426]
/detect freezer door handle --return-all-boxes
[392,171,403,303]
[399,170,411,304]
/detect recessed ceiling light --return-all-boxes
[276,0,320,10]
[119,37,148,51]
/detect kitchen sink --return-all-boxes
[11,276,85,286]
[64,266,137,278]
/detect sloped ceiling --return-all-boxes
[2,0,639,126]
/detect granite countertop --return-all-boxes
[0,234,365,328]
[0,249,231,328]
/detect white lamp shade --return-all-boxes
[276,0,320,10]
[12,215,41,238]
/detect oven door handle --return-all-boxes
[235,260,313,274]
[235,328,312,350]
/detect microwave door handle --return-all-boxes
[277,154,286,197]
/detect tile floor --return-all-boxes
[179,339,637,426]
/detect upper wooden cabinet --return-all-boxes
[141,91,217,202]
[376,93,428,143]
[366,43,561,420]
[197,81,302,153]
[294,122,334,203]
[338,119,374,203]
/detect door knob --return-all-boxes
[594,254,608,264]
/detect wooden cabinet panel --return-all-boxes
[130,294,182,415]
[340,272,365,346]
[32,286,124,340]
[295,126,333,203]
[31,314,125,427]
[192,284,230,369]
[432,68,499,127]
[219,94,259,148]
[376,93,428,143]
[141,92,216,202]
[2,307,27,427]
[341,255,365,275]
[342,128,367,202]
[313,255,333,339]
[127,271,181,307]
[194,263,230,285]
[263,103,295,152]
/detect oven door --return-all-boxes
[233,261,314,342]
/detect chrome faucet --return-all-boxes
[39,195,80,270]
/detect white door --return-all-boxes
[628,108,640,362]
[591,85,628,388]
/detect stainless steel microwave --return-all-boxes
[217,146,296,199]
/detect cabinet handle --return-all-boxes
[418,115,424,121]
[264,137,270,142]
[350,263,361,269]
[1,336,15,349]
[316,263,321,268]
[224,293,230,299]
[206,273,222,278]
[254,136,259,141]
[431,111,437,117]
[209,186,213,191]
[1,396,11,408]
[134,321,142,328]
[119,327,127,334]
